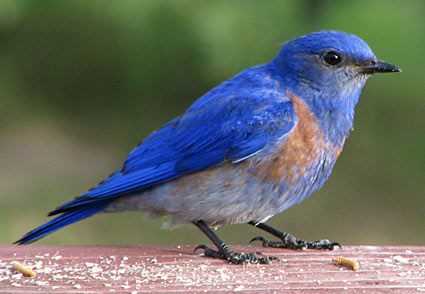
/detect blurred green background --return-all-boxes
[1,0,424,246]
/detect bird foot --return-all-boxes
[194,244,280,264]
[249,236,341,251]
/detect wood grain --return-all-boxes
[0,245,424,293]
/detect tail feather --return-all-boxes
[15,203,107,245]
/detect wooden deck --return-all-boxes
[0,245,424,293]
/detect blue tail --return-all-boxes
[15,203,107,245]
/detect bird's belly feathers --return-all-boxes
[106,95,343,226]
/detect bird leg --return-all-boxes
[248,221,341,250]
[193,220,280,264]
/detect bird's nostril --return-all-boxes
[364,60,376,66]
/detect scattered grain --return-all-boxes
[393,255,409,264]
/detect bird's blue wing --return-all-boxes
[51,95,296,214]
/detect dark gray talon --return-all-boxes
[249,236,266,245]
[248,222,341,251]
[194,244,280,264]
[308,239,341,250]
[249,236,341,251]
[193,244,208,253]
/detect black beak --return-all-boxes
[361,60,402,74]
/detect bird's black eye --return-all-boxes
[323,51,342,66]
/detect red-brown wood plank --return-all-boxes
[0,245,424,293]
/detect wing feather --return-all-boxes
[50,93,296,214]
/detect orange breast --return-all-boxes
[254,94,340,184]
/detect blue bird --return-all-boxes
[16,31,400,264]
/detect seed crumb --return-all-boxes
[233,285,245,292]
[393,255,409,264]
[11,274,22,280]
[35,281,48,286]
[85,262,97,267]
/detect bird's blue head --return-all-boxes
[270,30,400,141]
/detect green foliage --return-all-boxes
[0,0,423,245]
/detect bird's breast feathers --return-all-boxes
[252,93,343,191]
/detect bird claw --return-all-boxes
[194,244,280,264]
[308,239,341,250]
[249,236,341,251]
[249,236,266,245]
[193,244,208,253]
